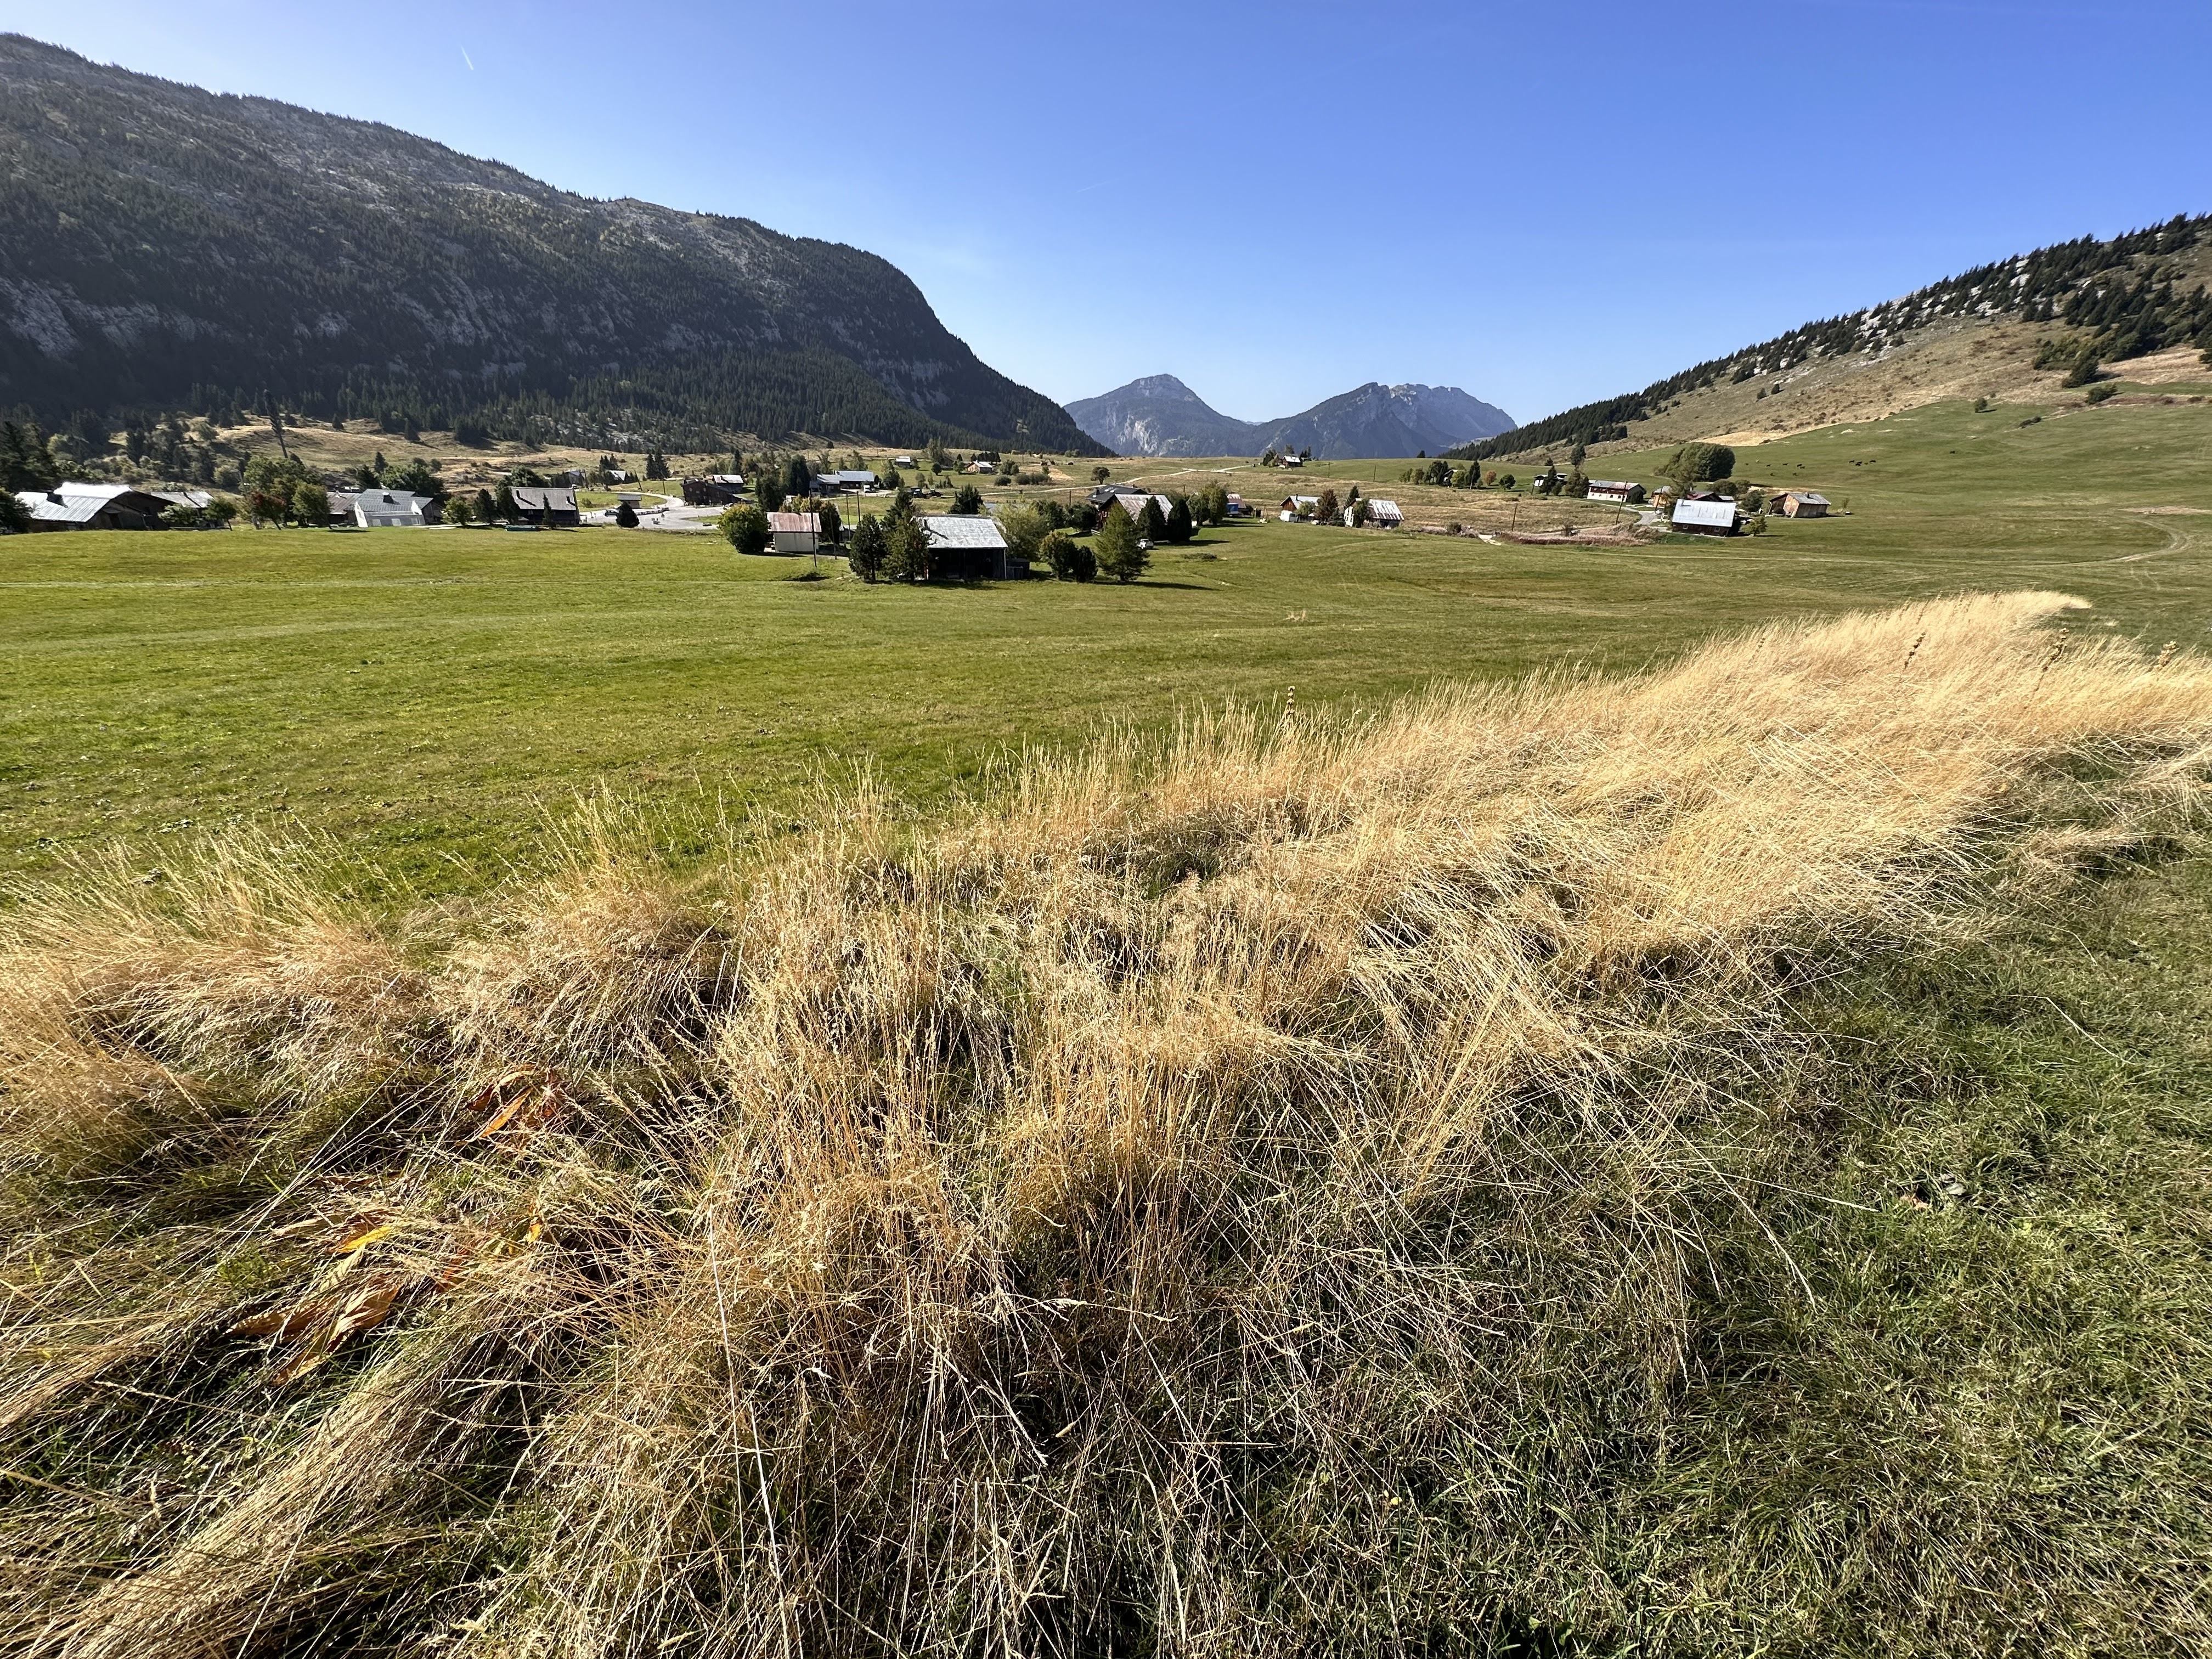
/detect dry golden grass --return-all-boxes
[4,592,2210,1657]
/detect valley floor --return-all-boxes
[3,396,2210,896]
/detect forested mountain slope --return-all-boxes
[0,36,1100,453]
[1459,216,2212,462]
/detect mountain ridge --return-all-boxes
[1453,214,2212,462]
[0,35,1103,453]
[1066,374,1513,458]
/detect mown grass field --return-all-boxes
[3,394,2208,898]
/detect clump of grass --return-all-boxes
[4,592,2211,1657]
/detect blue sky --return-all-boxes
[8,0,2209,425]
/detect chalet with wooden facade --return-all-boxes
[922,515,1024,580]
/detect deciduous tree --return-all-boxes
[1662,441,1735,484]
[997,501,1052,565]
[720,504,771,556]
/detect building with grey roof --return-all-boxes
[923,514,1023,580]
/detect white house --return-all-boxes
[769,510,821,555]
[1776,489,1830,518]
[814,470,878,494]
[1586,479,1640,504]
[351,489,433,528]
[1362,498,1404,527]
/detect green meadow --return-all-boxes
[3,393,2209,896]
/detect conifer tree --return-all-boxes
[881,488,928,582]
[1165,496,1195,543]
[1096,501,1148,584]
[847,513,887,582]
[0,421,59,493]
[1138,497,1169,544]
[1313,487,1340,524]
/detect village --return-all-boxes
[2,412,1839,569]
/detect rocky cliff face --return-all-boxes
[1062,375,1267,457]
[0,35,1102,450]
[1066,375,1514,458]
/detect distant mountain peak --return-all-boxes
[1122,374,1206,399]
[1065,375,1513,458]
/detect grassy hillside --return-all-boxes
[1466,217,2212,463]
[5,396,2210,898]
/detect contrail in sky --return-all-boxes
[460,46,475,70]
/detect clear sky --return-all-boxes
[7,0,2209,427]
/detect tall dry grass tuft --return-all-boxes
[4,592,2211,1657]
